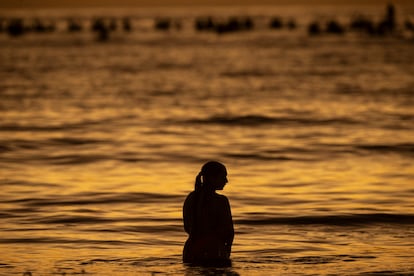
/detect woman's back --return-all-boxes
[183,191,234,265]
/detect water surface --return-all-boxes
[1,4,414,275]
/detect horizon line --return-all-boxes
[1,0,413,10]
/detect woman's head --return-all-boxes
[199,161,228,190]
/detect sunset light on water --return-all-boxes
[1,2,414,275]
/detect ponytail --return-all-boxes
[194,172,203,192]
[192,172,204,235]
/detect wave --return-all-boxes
[182,114,358,127]
[236,253,379,266]
[336,84,414,98]
[3,142,412,166]
[0,153,113,165]
[236,213,414,226]
[221,70,275,78]
[355,143,414,155]
[4,192,183,207]
[0,122,98,132]
[311,142,414,157]
[218,142,414,162]
[222,152,313,162]
[0,237,135,245]
[0,137,106,152]
[0,115,134,133]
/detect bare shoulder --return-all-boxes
[214,193,230,205]
[186,191,196,199]
[184,191,196,204]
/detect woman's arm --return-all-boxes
[221,196,234,249]
[183,193,194,234]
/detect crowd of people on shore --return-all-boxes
[1,4,413,40]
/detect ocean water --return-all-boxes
[1,4,414,275]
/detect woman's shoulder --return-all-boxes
[213,193,230,203]
[185,191,229,203]
[185,191,196,201]
[183,191,197,211]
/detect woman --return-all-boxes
[182,161,234,266]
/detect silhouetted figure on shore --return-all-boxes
[269,17,283,29]
[183,161,234,267]
[326,20,345,34]
[287,19,297,30]
[385,3,396,31]
[349,3,397,36]
[154,17,171,31]
[91,18,110,41]
[405,19,414,31]
[375,3,396,35]
[122,17,132,32]
[308,21,321,35]
[6,18,25,37]
[67,18,83,32]
[195,16,215,31]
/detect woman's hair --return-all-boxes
[190,161,227,236]
[194,161,226,192]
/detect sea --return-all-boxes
[1,4,414,276]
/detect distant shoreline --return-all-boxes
[1,0,414,11]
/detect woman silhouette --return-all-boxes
[183,161,234,266]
